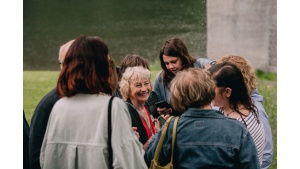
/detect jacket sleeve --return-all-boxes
[29,88,60,169]
[238,132,261,169]
[153,70,164,102]
[111,98,148,169]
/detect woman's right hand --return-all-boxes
[157,107,172,116]
[132,127,140,138]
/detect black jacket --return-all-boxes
[29,88,60,169]
[126,100,153,145]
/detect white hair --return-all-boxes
[119,66,151,101]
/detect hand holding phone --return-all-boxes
[155,100,171,109]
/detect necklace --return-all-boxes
[226,109,235,116]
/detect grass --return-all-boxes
[23,64,277,169]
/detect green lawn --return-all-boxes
[23,65,277,169]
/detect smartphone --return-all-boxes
[157,116,166,128]
[155,100,171,109]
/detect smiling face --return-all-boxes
[163,55,183,75]
[129,78,152,104]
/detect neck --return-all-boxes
[201,104,212,110]
[131,99,145,111]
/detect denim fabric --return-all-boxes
[146,108,260,169]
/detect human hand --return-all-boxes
[160,114,170,121]
[143,135,154,152]
[132,127,140,138]
[153,119,160,133]
[157,107,172,115]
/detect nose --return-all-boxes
[168,64,174,69]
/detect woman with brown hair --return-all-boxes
[40,36,147,169]
[153,37,213,116]
[208,62,265,165]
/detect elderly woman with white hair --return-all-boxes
[119,66,160,152]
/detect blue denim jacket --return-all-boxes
[146,108,260,169]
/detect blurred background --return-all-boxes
[24,0,207,70]
[24,0,277,72]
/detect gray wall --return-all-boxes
[207,0,277,72]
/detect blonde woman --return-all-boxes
[119,66,160,151]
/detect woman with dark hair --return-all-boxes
[216,54,273,169]
[40,36,147,169]
[208,62,265,165]
[153,37,213,115]
[146,68,260,168]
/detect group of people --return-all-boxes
[24,35,273,169]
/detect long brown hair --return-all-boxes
[159,38,196,86]
[208,62,260,124]
[57,36,117,97]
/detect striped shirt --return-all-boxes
[238,111,265,165]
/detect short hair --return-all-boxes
[216,54,257,94]
[170,68,215,113]
[119,66,151,101]
[159,38,196,86]
[57,36,117,97]
[119,54,149,79]
[58,39,75,64]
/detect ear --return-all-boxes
[225,88,232,97]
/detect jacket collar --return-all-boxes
[181,108,225,118]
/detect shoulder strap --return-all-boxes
[153,116,174,161]
[108,96,115,169]
[170,116,179,163]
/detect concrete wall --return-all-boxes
[207,0,277,72]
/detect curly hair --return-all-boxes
[119,66,152,101]
[170,68,215,113]
[216,54,257,94]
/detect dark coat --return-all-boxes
[28,88,60,169]
[23,111,30,169]
[126,100,153,145]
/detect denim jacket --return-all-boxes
[146,108,260,169]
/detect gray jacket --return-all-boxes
[251,89,274,169]
[40,94,147,169]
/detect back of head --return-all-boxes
[119,54,149,78]
[208,62,251,109]
[216,54,257,94]
[119,66,151,101]
[170,68,215,113]
[57,35,116,97]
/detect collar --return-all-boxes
[181,108,225,118]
